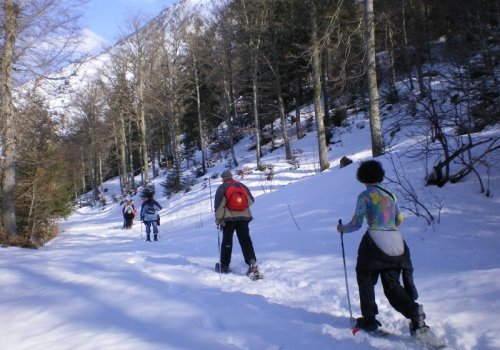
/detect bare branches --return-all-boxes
[385,154,440,227]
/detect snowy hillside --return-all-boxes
[1,96,499,349]
[29,0,220,128]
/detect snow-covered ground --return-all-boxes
[1,103,499,350]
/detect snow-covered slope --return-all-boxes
[1,98,499,349]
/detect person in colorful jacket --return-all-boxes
[140,195,162,242]
[337,159,429,336]
[214,169,261,278]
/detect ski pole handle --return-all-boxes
[338,219,344,235]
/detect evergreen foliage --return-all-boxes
[1,0,497,245]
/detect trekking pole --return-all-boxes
[140,220,143,240]
[217,225,222,282]
[208,177,213,213]
[339,219,355,329]
[210,178,222,282]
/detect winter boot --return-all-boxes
[354,316,381,332]
[246,261,263,280]
[409,303,429,336]
[215,263,231,274]
[146,235,151,242]
[154,234,158,241]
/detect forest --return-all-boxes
[0,0,498,246]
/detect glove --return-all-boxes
[336,223,343,233]
[215,219,224,229]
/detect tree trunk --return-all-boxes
[226,48,239,168]
[80,148,86,193]
[137,71,150,184]
[411,0,427,98]
[276,84,292,160]
[112,121,125,197]
[251,53,262,169]
[387,24,398,99]
[365,0,384,157]
[401,0,414,91]
[222,60,238,167]
[294,70,304,140]
[149,127,157,178]
[268,27,292,160]
[126,121,135,189]
[193,53,207,175]
[321,46,330,122]
[1,0,19,236]
[309,0,330,172]
[92,143,99,202]
[118,115,128,194]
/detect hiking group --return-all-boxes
[121,159,441,343]
[122,186,162,242]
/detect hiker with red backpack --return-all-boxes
[214,169,261,279]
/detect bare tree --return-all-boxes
[263,3,292,161]
[209,7,240,168]
[98,55,135,196]
[1,0,86,237]
[309,0,330,171]
[364,0,384,157]
[238,0,268,170]
[1,0,20,236]
[183,15,209,175]
[118,15,165,186]
[71,80,108,202]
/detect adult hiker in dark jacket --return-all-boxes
[214,169,261,278]
[337,160,429,336]
[140,195,162,241]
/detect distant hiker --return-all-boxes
[122,198,136,229]
[214,169,261,279]
[337,160,430,337]
[140,194,162,242]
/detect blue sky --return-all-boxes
[81,0,177,45]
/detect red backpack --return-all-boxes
[225,181,248,211]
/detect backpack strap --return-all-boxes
[374,185,396,201]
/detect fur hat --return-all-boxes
[221,169,233,180]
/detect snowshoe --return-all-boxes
[246,264,263,281]
[215,263,231,274]
[409,304,446,349]
[411,325,447,349]
[352,316,382,335]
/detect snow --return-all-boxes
[1,105,499,350]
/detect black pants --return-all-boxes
[356,233,418,320]
[123,214,134,228]
[220,221,256,267]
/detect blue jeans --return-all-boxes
[144,221,158,235]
